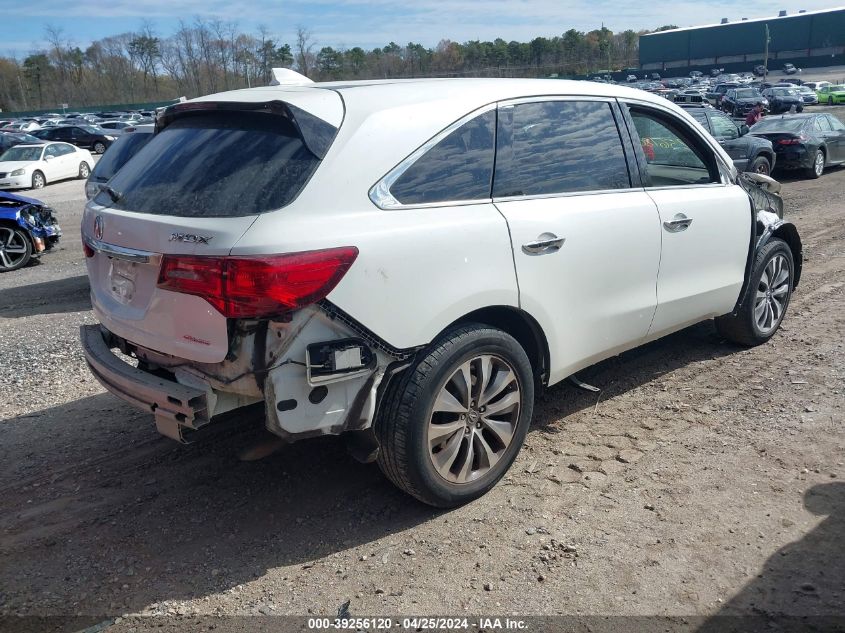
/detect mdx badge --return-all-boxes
[93,215,104,240]
[170,233,213,244]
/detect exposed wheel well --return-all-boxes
[772,224,803,288]
[449,306,550,387]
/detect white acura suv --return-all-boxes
[80,78,802,507]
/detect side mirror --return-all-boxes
[44,154,54,161]
[739,124,750,136]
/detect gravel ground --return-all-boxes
[0,113,844,633]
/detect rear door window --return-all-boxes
[493,100,630,197]
[388,110,495,205]
[94,111,326,217]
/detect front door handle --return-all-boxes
[522,233,565,255]
[663,213,693,233]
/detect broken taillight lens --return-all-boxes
[157,247,359,319]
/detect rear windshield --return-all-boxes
[750,118,807,133]
[90,133,153,181]
[94,111,323,217]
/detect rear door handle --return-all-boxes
[663,213,693,233]
[522,233,565,255]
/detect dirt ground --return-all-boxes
[1,111,844,633]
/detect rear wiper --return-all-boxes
[98,184,123,203]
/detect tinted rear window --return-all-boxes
[750,118,807,133]
[389,111,495,204]
[90,133,153,181]
[95,112,322,217]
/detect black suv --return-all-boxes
[680,104,775,175]
[720,87,768,117]
[31,125,115,154]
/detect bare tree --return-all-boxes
[295,27,315,77]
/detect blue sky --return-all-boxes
[2,0,841,58]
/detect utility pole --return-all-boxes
[763,24,770,76]
[16,74,28,110]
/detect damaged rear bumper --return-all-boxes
[80,324,210,441]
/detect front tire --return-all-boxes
[376,324,534,507]
[829,97,835,106]
[31,171,45,189]
[715,238,794,346]
[749,155,771,176]
[0,226,33,272]
[805,149,825,179]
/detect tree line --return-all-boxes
[0,19,675,113]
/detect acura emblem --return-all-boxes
[93,215,104,240]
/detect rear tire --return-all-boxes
[78,162,90,179]
[715,238,794,346]
[375,324,534,507]
[829,97,834,106]
[805,149,824,179]
[93,142,106,154]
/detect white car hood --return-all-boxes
[0,161,37,172]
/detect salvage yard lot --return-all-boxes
[1,112,844,628]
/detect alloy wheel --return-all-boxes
[754,253,790,334]
[755,160,770,175]
[0,227,29,270]
[427,354,521,484]
[814,151,824,177]
[32,172,45,189]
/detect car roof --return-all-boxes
[195,78,675,120]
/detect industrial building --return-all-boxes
[639,6,845,74]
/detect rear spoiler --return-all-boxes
[155,100,337,159]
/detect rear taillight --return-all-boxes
[83,237,95,258]
[157,247,358,318]
[778,136,806,145]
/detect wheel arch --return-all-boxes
[770,223,803,288]
[446,305,550,388]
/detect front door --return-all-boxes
[624,102,751,338]
[493,98,662,384]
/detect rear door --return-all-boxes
[820,115,845,162]
[707,110,746,168]
[622,101,751,338]
[82,92,344,363]
[493,98,661,383]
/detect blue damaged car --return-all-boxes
[0,190,61,272]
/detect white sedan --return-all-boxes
[0,142,93,190]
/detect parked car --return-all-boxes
[626,74,638,83]
[720,88,769,117]
[0,132,44,154]
[749,113,845,178]
[680,104,775,175]
[761,87,804,114]
[804,81,830,92]
[650,73,661,80]
[753,65,768,77]
[79,78,803,507]
[1,121,40,132]
[689,70,703,79]
[782,63,800,75]
[0,142,93,190]
[97,120,134,135]
[31,125,116,154]
[796,85,819,105]
[706,82,739,106]
[816,84,845,105]
[0,190,61,271]
[85,125,154,199]
[710,67,724,77]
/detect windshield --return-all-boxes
[95,111,326,217]
[90,133,153,181]
[831,85,845,91]
[771,88,797,96]
[81,125,101,134]
[0,146,43,161]
[750,118,807,133]
[735,89,759,98]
